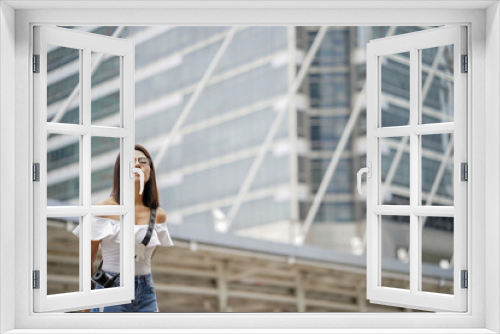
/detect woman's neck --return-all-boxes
[135,191,144,206]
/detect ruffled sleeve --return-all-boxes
[72,216,120,241]
[154,223,174,246]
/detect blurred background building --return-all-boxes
[45,26,455,312]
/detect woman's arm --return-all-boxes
[91,240,100,277]
[156,207,167,223]
[151,207,167,260]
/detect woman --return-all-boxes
[74,144,173,312]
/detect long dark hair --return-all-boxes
[111,144,160,209]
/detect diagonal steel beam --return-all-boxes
[223,26,330,232]
[50,26,126,123]
[297,26,398,245]
[154,27,239,169]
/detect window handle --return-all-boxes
[357,162,371,195]
[133,167,144,195]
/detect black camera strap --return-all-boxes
[94,207,157,285]
[141,207,156,247]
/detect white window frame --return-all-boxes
[1,2,498,333]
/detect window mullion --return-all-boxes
[78,48,84,293]
[409,47,419,294]
[365,48,379,298]
[122,50,135,293]
[81,48,92,295]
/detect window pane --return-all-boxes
[380,137,410,205]
[47,45,81,124]
[91,52,121,127]
[421,134,454,205]
[380,215,410,290]
[47,134,80,206]
[420,216,454,295]
[47,216,81,295]
[421,45,454,124]
[91,137,121,205]
[380,52,410,127]
[91,215,122,291]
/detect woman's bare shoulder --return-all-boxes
[95,197,119,206]
[94,197,120,220]
[156,207,167,223]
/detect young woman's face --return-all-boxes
[134,150,151,184]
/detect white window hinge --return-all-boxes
[461,54,468,73]
[461,162,468,181]
[461,270,468,289]
[33,54,40,73]
[33,163,40,182]
[33,270,40,289]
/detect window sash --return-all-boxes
[366,26,467,312]
[33,26,136,312]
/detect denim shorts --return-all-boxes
[90,271,159,312]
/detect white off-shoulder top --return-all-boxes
[73,216,174,275]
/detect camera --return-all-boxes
[91,269,119,288]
